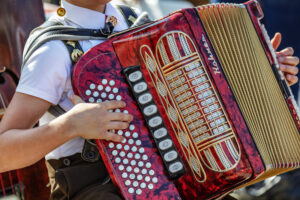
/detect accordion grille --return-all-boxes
[198,3,300,176]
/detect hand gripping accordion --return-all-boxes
[72,1,300,199]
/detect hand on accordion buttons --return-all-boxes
[272,33,299,86]
[61,94,133,142]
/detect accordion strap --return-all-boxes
[116,5,138,27]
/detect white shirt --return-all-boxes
[16,0,134,160]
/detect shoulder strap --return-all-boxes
[116,5,138,27]
[22,21,114,68]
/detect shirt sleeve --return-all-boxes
[16,40,71,105]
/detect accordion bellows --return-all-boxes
[198,4,300,183]
[72,1,300,199]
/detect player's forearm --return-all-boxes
[0,118,75,173]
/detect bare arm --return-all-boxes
[0,93,132,173]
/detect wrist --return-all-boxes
[48,113,77,140]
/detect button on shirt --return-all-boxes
[16,0,134,160]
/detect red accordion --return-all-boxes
[72,1,300,199]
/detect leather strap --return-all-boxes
[116,5,138,27]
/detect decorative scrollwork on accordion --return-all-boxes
[140,31,241,182]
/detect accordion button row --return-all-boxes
[123,66,185,179]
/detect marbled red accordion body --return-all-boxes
[72,1,300,199]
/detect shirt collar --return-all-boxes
[61,0,116,29]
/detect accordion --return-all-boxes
[72,1,300,199]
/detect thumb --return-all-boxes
[70,94,85,105]
[271,32,282,51]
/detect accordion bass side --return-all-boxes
[72,1,300,199]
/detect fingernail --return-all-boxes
[280,65,286,70]
[278,57,284,62]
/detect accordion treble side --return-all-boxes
[72,1,300,199]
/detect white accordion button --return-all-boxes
[93,91,99,97]
[125,180,131,186]
[116,95,122,101]
[158,139,173,151]
[132,146,137,152]
[127,153,133,159]
[123,159,129,165]
[118,165,124,171]
[154,127,167,139]
[141,169,147,175]
[101,92,107,98]
[112,87,119,94]
[140,182,146,188]
[133,82,148,94]
[128,71,142,82]
[149,116,162,128]
[137,174,142,181]
[148,184,154,190]
[164,150,178,162]
[125,131,131,138]
[136,140,142,146]
[85,90,91,96]
[128,139,134,145]
[169,162,183,173]
[102,79,108,85]
[126,166,133,172]
[89,97,95,103]
[134,153,141,159]
[132,132,138,138]
[112,150,118,156]
[129,125,135,131]
[122,172,128,179]
[133,181,139,187]
[115,157,121,163]
[128,188,134,194]
[142,155,148,160]
[119,151,125,157]
[124,145,130,151]
[138,161,144,167]
[138,93,152,105]
[129,174,135,180]
[149,169,155,176]
[108,142,114,148]
[109,80,115,86]
[117,130,123,136]
[145,162,151,168]
[131,160,137,166]
[136,189,142,195]
[134,167,139,173]
[139,147,145,154]
[105,86,111,92]
[108,94,114,100]
[97,85,103,91]
[145,176,150,182]
[152,177,158,183]
[143,105,158,116]
[89,83,96,90]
